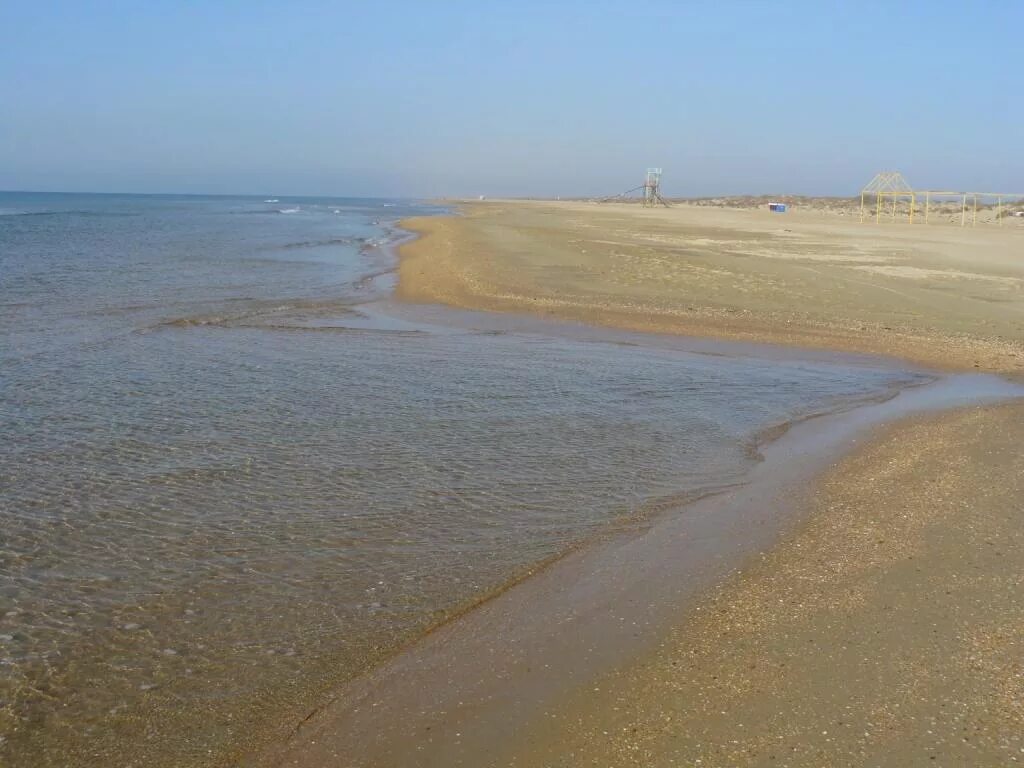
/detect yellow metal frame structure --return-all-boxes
[860,172,1024,227]
[920,191,1024,227]
[860,172,916,223]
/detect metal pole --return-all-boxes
[860,192,865,223]
[909,192,915,224]
[973,194,978,226]
[961,194,967,227]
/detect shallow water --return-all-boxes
[0,192,923,766]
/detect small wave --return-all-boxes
[0,209,131,219]
[278,208,301,214]
[0,209,66,217]
[159,315,232,328]
[280,236,365,250]
[359,237,390,253]
[230,323,427,336]
[149,298,364,331]
[264,199,279,203]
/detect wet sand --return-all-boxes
[397,201,1024,373]
[249,202,1024,767]
[500,400,1024,766]
[247,375,1023,768]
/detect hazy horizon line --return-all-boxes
[1,187,867,200]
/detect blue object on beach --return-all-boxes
[769,202,788,213]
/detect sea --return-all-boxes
[0,191,924,766]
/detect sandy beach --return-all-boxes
[380,201,1021,766]
[241,201,1024,765]
[397,200,1024,372]
[8,5,1022,767]
[243,200,1024,767]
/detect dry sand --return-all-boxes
[397,200,1024,372]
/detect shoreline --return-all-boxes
[500,397,1024,766]
[250,368,1023,767]
[248,206,1024,766]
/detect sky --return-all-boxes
[1,1,1020,198]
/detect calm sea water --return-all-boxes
[0,192,920,766]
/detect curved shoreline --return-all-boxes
[248,207,1024,766]
[504,397,1024,767]
[250,367,1023,767]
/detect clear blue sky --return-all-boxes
[1,1,1019,197]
